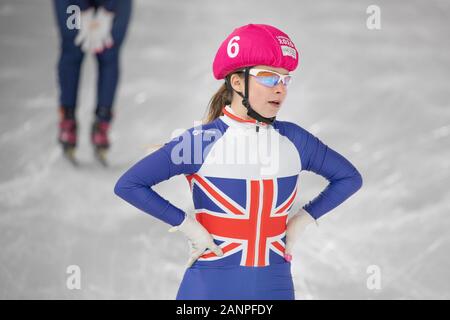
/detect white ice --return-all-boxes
[0,0,449,299]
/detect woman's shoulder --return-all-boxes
[273,119,311,139]
[184,117,228,138]
[160,117,229,150]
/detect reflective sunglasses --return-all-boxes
[249,68,293,88]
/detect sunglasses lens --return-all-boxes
[254,71,291,87]
[254,71,279,87]
[284,75,292,86]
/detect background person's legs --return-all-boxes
[91,0,131,148]
[53,0,85,148]
[92,0,132,150]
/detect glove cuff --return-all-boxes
[168,212,187,233]
[295,208,319,228]
[97,6,115,19]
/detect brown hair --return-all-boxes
[205,71,244,124]
[205,83,230,123]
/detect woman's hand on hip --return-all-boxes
[284,208,316,262]
[169,213,224,267]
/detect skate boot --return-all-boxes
[91,119,110,166]
[58,107,78,165]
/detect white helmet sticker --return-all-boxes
[276,36,297,59]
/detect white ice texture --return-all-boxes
[0,0,449,299]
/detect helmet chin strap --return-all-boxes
[226,67,276,125]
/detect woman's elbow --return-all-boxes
[114,175,129,199]
[352,169,363,192]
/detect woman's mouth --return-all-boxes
[268,100,281,108]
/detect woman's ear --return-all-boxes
[230,73,243,93]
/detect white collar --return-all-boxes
[219,105,272,130]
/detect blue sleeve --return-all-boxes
[72,0,91,11]
[73,1,118,13]
[101,0,118,12]
[114,130,201,226]
[277,121,363,220]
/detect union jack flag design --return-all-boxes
[185,173,299,267]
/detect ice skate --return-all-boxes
[58,111,79,166]
[91,120,110,167]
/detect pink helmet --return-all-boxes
[213,24,299,80]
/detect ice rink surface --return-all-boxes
[0,0,449,299]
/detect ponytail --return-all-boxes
[205,70,245,123]
[205,82,231,123]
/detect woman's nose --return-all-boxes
[274,82,287,94]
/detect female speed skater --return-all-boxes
[114,24,363,300]
[53,0,132,165]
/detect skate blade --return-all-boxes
[63,147,79,167]
[94,148,109,167]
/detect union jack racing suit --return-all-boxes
[114,105,363,299]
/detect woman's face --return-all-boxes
[231,65,290,119]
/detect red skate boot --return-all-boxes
[91,119,110,166]
[58,107,78,165]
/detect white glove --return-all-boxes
[74,8,95,52]
[169,214,224,268]
[89,7,114,54]
[284,208,317,262]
